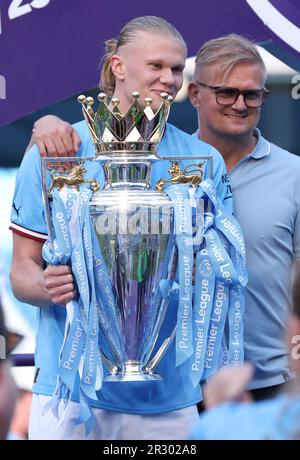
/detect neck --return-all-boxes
[109,89,130,115]
[109,95,127,116]
[199,128,258,172]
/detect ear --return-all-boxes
[110,54,125,82]
[188,81,201,109]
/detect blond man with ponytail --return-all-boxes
[11,16,231,440]
[27,16,188,154]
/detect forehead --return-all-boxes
[121,31,186,62]
[203,61,266,87]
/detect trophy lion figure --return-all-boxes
[48,163,100,192]
[155,161,205,193]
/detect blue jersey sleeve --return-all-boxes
[10,120,95,241]
[10,145,48,241]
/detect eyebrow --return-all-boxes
[146,59,185,70]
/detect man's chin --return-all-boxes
[221,125,253,139]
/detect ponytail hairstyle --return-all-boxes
[100,38,118,96]
[100,16,186,95]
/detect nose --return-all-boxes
[231,93,247,110]
[160,68,175,86]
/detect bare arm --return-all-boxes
[25,115,82,157]
[10,233,76,308]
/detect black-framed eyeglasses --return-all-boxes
[196,81,269,108]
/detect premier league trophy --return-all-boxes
[79,91,179,381]
[42,91,207,386]
[42,90,246,417]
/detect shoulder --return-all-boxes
[50,119,93,157]
[163,123,222,159]
[17,144,41,179]
[269,141,300,169]
[72,120,92,154]
[18,120,90,178]
[72,119,89,138]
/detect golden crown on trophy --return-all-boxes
[77,91,173,155]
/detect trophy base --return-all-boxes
[104,360,162,382]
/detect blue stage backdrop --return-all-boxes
[1,0,300,126]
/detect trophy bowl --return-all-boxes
[90,158,176,381]
[42,92,208,384]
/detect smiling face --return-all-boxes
[189,61,266,143]
[110,31,186,112]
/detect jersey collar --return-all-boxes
[249,128,271,160]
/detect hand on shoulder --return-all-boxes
[30,115,82,157]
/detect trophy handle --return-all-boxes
[100,350,119,375]
[41,156,98,245]
[146,326,176,373]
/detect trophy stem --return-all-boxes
[104,360,162,382]
[103,158,152,190]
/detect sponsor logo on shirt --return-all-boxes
[12,202,22,218]
[222,173,233,199]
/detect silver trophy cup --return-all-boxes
[43,92,207,382]
[90,157,176,381]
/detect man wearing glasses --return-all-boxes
[189,34,300,401]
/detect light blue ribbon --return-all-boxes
[43,186,108,435]
[200,179,247,287]
[199,179,247,379]
[42,188,82,420]
[42,188,72,265]
[190,247,215,387]
[164,184,194,366]
[228,284,244,366]
[80,193,103,403]
[163,177,247,386]
[57,189,91,407]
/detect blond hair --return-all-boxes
[195,34,266,83]
[100,16,186,95]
